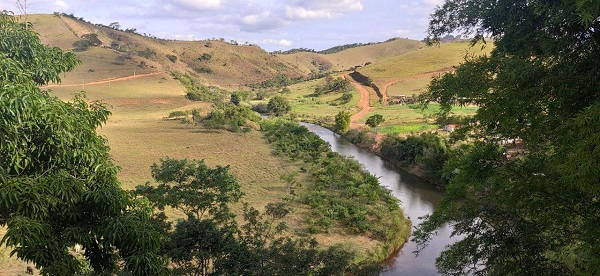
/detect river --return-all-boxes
[300,123,456,275]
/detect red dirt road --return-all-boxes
[40,71,163,89]
[380,67,455,100]
[344,74,371,124]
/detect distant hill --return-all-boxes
[29,14,303,87]
[28,13,488,94]
[276,38,424,74]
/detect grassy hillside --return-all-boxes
[29,14,303,87]
[359,41,493,97]
[277,38,424,74]
[277,41,491,135]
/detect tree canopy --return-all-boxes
[267,95,291,116]
[416,0,600,274]
[0,13,167,275]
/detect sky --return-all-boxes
[0,0,445,52]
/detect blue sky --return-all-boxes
[0,0,444,51]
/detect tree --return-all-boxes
[414,1,600,274]
[365,114,385,128]
[267,95,291,116]
[0,13,167,275]
[136,158,243,222]
[108,21,120,30]
[81,33,102,46]
[334,111,351,134]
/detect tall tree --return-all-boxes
[0,13,167,275]
[334,111,351,134]
[415,0,600,274]
[267,95,291,116]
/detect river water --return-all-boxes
[300,123,456,275]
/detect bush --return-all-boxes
[267,96,291,116]
[72,40,91,51]
[194,66,213,74]
[251,103,268,114]
[167,54,177,63]
[137,47,156,58]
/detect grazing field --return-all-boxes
[286,76,360,120]
[44,71,382,258]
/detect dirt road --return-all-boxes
[40,71,163,89]
[380,67,454,100]
[344,75,371,124]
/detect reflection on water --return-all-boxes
[300,123,456,275]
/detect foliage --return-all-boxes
[137,47,156,59]
[202,104,261,132]
[380,132,450,183]
[0,13,167,275]
[81,33,101,46]
[172,73,226,103]
[166,54,177,63]
[313,76,351,96]
[250,103,268,114]
[72,39,91,51]
[198,53,212,61]
[415,0,600,274]
[72,33,102,52]
[230,91,250,105]
[267,95,291,116]
[136,158,243,221]
[260,120,407,243]
[139,158,382,275]
[365,114,385,128]
[334,111,351,134]
[344,129,377,149]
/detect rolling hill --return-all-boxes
[30,14,304,87]
[276,38,425,74]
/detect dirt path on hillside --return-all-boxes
[343,74,371,126]
[381,67,455,99]
[41,72,163,89]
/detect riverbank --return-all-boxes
[304,120,447,189]
[261,119,412,264]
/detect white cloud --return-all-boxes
[285,6,335,20]
[240,11,287,32]
[54,0,68,9]
[170,0,222,11]
[285,0,363,20]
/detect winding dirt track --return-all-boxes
[344,74,371,124]
[380,67,455,100]
[40,71,163,89]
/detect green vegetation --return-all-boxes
[172,72,227,103]
[202,104,261,132]
[267,95,291,116]
[313,76,352,96]
[261,120,410,260]
[380,132,450,184]
[334,111,351,134]
[0,13,166,275]
[136,158,381,275]
[414,0,600,274]
[72,33,102,51]
[365,114,385,128]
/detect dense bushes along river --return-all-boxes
[260,119,411,261]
